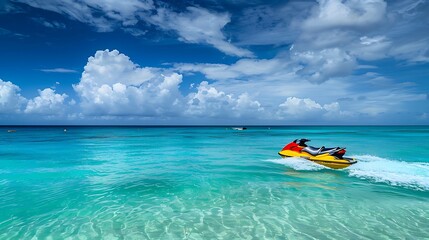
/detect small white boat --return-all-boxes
[232,127,247,131]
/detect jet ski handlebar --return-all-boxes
[293,138,311,143]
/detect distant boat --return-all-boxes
[232,127,247,131]
[7,130,16,133]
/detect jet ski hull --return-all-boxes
[278,150,357,169]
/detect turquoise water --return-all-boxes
[0,126,428,239]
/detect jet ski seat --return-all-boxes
[302,146,324,155]
[303,146,342,155]
[322,147,337,151]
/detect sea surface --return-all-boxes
[0,126,428,239]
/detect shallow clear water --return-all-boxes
[0,126,428,239]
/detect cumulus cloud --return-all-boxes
[0,79,26,113]
[73,49,184,117]
[0,79,69,117]
[278,97,322,116]
[2,46,427,124]
[186,81,263,118]
[73,49,265,118]
[276,97,343,119]
[233,93,264,117]
[25,88,68,114]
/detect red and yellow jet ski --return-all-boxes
[278,139,357,169]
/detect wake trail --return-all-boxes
[266,155,429,191]
[347,155,429,191]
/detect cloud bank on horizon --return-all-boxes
[0,0,428,124]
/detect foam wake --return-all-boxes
[267,155,429,191]
[347,155,429,191]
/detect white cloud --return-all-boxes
[303,0,387,30]
[186,81,263,118]
[16,0,154,32]
[298,0,429,64]
[149,7,252,57]
[1,45,427,123]
[40,68,77,73]
[236,0,429,78]
[123,27,147,37]
[43,20,65,29]
[5,0,429,124]
[349,90,427,116]
[187,61,427,122]
[352,36,391,60]
[390,38,429,63]
[16,0,112,32]
[186,81,234,117]
[385,1,429,63]
[235,2,312,46]
[176,58,287,81]
[276,97,345,120]
[277,97,322,117]
[32,17,66,29]
[73,50,265,119]
[292,48,357,83]
[83,0,153,25]
[232,0,398,87]
[73,49,184,117]
[80,49,156,87]
[17,1,251,57]
[15,0,429,64]
[25,88,68,114]
[288,0,390,74]
[0,79,26,113]
[233,93,264,118]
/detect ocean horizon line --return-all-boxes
[1,124,428,127]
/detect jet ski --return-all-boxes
[278,139,357,169]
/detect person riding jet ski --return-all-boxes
[278,139,357,169]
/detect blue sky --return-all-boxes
[0,0,428,125]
